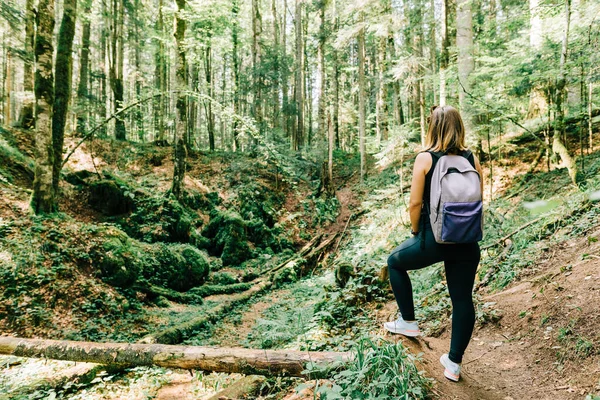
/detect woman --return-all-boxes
[384,105,483,382]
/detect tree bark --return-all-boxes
[457,0,475,140]
[232,0,241,151]
[0,337,351,378]
[154,0,167,142]
[332,0,340,148]
[52,0,78,193]
[31,0,56,214]
[110,0,126,140]
[554,0,581,186]
[205,43,215,151]
[252,0,263,137]
[357,19,366,183]
[76,0,91,136]
[293,0,304,151]
[20,0,35,129]
[440,0,449,106]
[171,0,188,199]
[318,0,327,139]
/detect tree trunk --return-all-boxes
[0,337,351,378]
[133,0,144,141]
[232,0,241,151]
[205,43,215,151]
[332,0,340,148]
[376,36,388,146]
[76,0,91,136]
[281,0,290,139]
[457,0,475,141]
[171,0,188,200]
[318,0,327,139]
[110,0,126,140]
[20,0,35,129]
[294,0,304,151]
[357,20,366,183]
[440,0,449,106]
[52,0,78,193]
[154,0,167,142]
[271,0,280,129]
[99,2,108,137]
[554,0,581,185]
[252,0,263,137]
[31,0,56,214]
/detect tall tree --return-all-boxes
[110,0,126,140]
[231,0,241,150]
[439,0,449,106]
[293,0,304,151]
[317,0,327,138]
[457,0,475,140]
[76,0,92,135]
[154,0,167,142]
[52,0,78,192]
[252,0,263,135]
[171,0,188,199]
[553,0,581,185]
[31,0,56,213]
[357,16,366,183]
[19,0,35,128]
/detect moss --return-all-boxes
[272,259,303,288]
[202,210,252,266]
[88,180,134,216]
[92,227,142,287]
[142,243,209,291]
[124,195,196,244]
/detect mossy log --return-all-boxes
[140,280,272,344]
[0,337,351,378]
[207,375,266,400]
[133,283,203,304]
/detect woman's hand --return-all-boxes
[409,152,432,233]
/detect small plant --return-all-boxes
[575,337,595,358]
[540,314,550,326]
[305,337,432,399]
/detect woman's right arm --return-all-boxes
[408,152,432,233]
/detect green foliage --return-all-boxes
[124,194,198,244]
[305,337,431,400]
[302,196,340,227]
[188,282,252,297]
[141,243,209,291]
[0,136,34,185]
[202,209,252,266]
[92,227,143,287]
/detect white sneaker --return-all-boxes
[383,316,421,337]
[440,353,461,382]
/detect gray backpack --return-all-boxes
[428,151,483,244]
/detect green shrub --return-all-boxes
[307,337,431,400]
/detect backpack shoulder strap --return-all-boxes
[425,150,444,173]
[460,150,476,169]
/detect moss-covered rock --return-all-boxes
[89,180,135,216]
[142,243,209,291]
[124,195,196,244]
[202,210,252,266]
[92,227,142,287]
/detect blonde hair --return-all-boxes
[424,105,467,153]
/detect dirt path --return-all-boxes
[378,225,600,399]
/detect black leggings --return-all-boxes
[387,222,480,364]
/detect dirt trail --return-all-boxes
[379,224,600,400]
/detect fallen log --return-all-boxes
[0,337,351,378]
[207,375,266,400]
